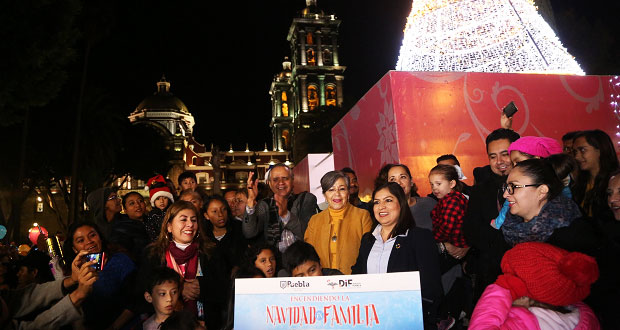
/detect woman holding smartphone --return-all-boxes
[63,221,136,329]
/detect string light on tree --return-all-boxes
[611,76,620,143]
[395,0,584,75]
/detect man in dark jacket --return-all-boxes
[463,128,519,303]
[242,163,317,253]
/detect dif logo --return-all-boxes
[326,278,361,289]
[339,279,353,287]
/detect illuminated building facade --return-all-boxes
[270,0,346,160]
[128,77,290,192]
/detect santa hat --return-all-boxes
[146,175,174,207]
[495,242,599,307]
[507,136,563,158]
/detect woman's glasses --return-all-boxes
[502,182,540,195]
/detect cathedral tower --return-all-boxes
[270,0,346,160]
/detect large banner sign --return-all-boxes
[234,272,423,329]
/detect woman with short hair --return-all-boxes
[304,171,373,275]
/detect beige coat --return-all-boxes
[304,204,373,274]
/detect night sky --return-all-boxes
[74,0,620,149]
[3,0,618,181]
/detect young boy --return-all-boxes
[142,267,181,330]
[284,241,342,277]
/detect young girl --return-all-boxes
[429,165,469,266]
[429,165,470,328]
[145,175,175,242]
[202,195,247,306]
[469,242,600,330]
[242,244,277,278]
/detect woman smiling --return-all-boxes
[501,159,600,255]
[351,182,442,328]
[63,222,136,329]
[140,201,219,329]
[304,171,372,275]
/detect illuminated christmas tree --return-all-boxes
[395,0,584,75]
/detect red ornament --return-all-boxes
[28,225,48,245]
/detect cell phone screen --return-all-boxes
[85,252,104,271]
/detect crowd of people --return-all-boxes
[1,127,619,330]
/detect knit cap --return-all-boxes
[507,136,563,158]
[146,175,174,207]
[495,242,598,306]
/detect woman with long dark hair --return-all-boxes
[140,201,218,329]
[375,163,437,231]
[202,195,247,320]
[571,129,619,219]
[108,192,149,262]
[63,221,136,329]
[352,182,442,329]
[203,195,247,274]
[501,159,600,255]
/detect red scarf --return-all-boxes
[166,241,199,314]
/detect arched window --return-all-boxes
[307,85,319,111]
[282,130,290,149]
[325,84,337,107]
[322,49,332,65]
[281,91,289,116]
[306,48,316,66]
[192,156,198,166]
[282,102,289,117]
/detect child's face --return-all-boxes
[255,249,276,278]
[204,199,228,229]
[429,173,455,199]
[181,178,197,191]
[292,260,322,277]
[155,196,170,210]
[144,281,179,319]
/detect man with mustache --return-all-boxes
[242,163,318,253]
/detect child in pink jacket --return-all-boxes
[469,242,600,330]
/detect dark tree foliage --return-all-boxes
[0,0,81,126]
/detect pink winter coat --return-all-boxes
[469,284,600,330]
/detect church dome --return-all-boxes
[134,76,190,114]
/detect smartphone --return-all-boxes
[84,252,105,271]
[502,101,518,118]
[248,171,256,186]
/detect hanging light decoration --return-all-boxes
[611,76,620,143]
[395,0,584,75]
[28,223,48,245]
